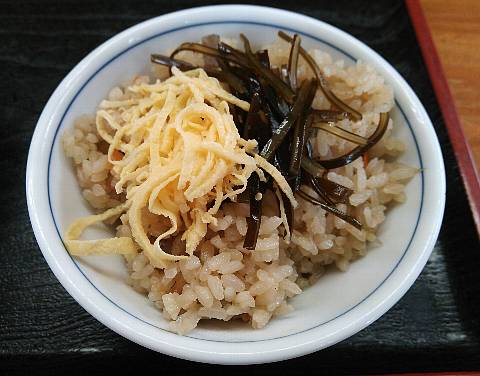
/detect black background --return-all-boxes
[1,0,479,374]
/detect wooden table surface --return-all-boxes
[420,0,480,169]
[408,0,480,232]
[1,1,479,375]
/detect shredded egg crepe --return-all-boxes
[65,67,297,268]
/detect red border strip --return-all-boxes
[380,373,480,376]
[406,0,480,235]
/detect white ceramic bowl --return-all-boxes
[26,5,446,364]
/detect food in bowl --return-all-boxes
[62,32,417,334]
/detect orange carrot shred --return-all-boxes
[112,150,124,161]
[362,152,369,167]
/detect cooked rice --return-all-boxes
[63,37,416,334]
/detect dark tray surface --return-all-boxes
[1,0,479,374]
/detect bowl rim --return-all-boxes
[26,4,446,364]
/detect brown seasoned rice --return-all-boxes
[63,37,417,334]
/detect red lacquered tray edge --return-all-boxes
[406,0,480,235]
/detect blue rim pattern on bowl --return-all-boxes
[47,21,424,343]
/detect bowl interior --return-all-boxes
[48,21,423,343]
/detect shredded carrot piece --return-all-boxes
[112,150,124,161]
[362,152,369,167]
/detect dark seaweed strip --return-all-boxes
[280,190,294,238]
[150,54,197,75]
[240,34,295,103]
[278,31,362,121]
[251,50,290,120]
[261,79,317,161]
[243,93,261,139]
[171,42,247,67]
[260,82,289,120]
[255,50,271,69]
[151,54,245,92]
[291,171,302,194]
[261,93,281,133]
[308,174,335,205]
[226,64,289,121]
[297,190,362,230]
[289,113,312,193]
[216,58,248,95]
[218,41,250,66]
[301,156,324,177]
[276,140,294,185]
[306,112,390,170]
[289,110,315,177]
[243,174,265,250]
[236,189,249,204]
[243,92,272,151]
[273,154,288,177]
[287,34,301,90]
[312,122,368,145]
[312,176,353,204]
